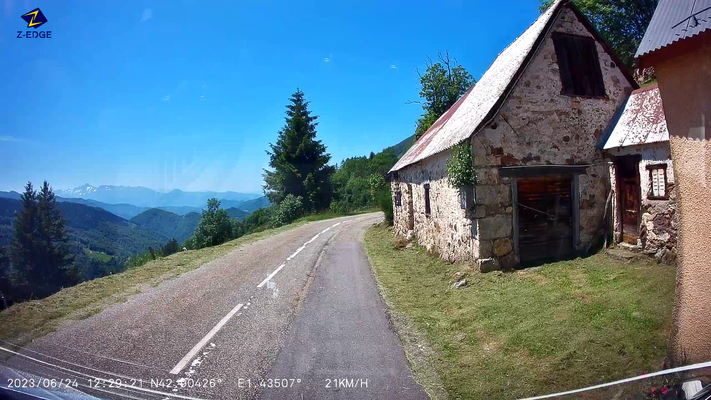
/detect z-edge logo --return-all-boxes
[21,8,48,29]
[17,8,51,38]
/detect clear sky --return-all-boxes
[0,0,541,194]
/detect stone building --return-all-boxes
[602,85,678,261]
[389,0,639,270]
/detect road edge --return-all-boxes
[363,223,448,400]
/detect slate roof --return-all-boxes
[602,85,668,150]
[636,0,711,60]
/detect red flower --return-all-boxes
[662,386,668,395]
[651,387,657,395]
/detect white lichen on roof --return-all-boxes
[390,0,564,172]
[603,85,668,149]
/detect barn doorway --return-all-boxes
[615,155,641,245]
[516,175,575,263]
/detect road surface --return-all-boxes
[2,213,428,400]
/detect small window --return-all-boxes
[424,184,431,215]
[395,190,402,207]
[647,165,668,199]
[552,33,606,97]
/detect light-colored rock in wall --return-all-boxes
[391,5,634,268]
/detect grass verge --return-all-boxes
[0,219,319,346]
[364,224,676,399]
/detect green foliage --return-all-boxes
[263,89,335,211]
[0,246,11,308]
[368,174,387,200]
[272,194,304,227]
[446,142,477,188]
[330,147,400,215]
[9,182,77,299]
[130,209,200,243]
[375,187,394,225]
[193,198,233,249]
[539,0,658,70]
[414,53,475,140]
[161,238,180,257]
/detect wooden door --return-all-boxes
[517,175,574,263]
[615,156,641,245]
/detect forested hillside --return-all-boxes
[130,208,200,243]
[225,207,250,220]
[0,198,168,264]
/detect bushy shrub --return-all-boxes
[161,238,180,256]
[368,174,387,200]
[375,187,394,225]
[272,194,304,227]
[193,198,233,249]
[446,142,476,188]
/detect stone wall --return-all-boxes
[392,6,633,268]
[468,6,631,268]
[607,143,679,261]
[391,150,476,262]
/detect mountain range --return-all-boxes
[54,184,262,208]
[0,190,270,220]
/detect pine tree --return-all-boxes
[263,89,335,211]
[10,181,76,299]
[9,182,40,292]
[37,181,76,292]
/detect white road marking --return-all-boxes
[0,346,207,400]
[257,220,351,288]
[169,303,244,375]
[257,263,286,288]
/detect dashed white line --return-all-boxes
[169,303,244,375]
[257,263,286,288]
[257,220,350,289]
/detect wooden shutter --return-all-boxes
[552,33,606,97]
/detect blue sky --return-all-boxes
[0,0,541,194]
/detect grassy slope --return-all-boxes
[0,219,321,346]
[364,224,676,399]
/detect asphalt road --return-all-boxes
[2,213,428,400]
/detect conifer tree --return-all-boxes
[37,181,76,291]
[10,181,76,298]
[9,182,40,291]
[263,90,334,211]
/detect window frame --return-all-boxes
[424,183,431,216]
[646,164,669,200]
[552,32,607,99]
[395,190,402,207]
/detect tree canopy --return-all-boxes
[9,181,76,299]
[263,90,335,211]
[540,0,658,70]
[414,52,475,140]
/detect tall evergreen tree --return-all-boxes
[37,181,76,291]
[9,182,40,291]
[263,89,335,211]
[10,181,76,299]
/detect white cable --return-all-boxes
[520,360,711,400]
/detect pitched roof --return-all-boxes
[602,85,668,150]
[636,0,711,61]
[389,1,565,173]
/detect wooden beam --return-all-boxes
[572,175,580,250]
[500,165,588,178]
